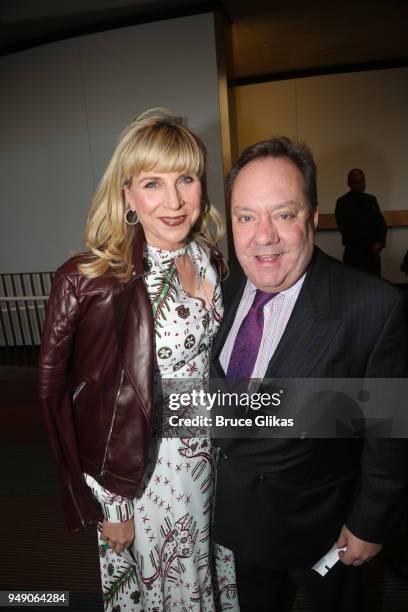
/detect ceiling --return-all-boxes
[0,0,407,82]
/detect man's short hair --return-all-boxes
[227,136,318,214]
[347,168,364,185]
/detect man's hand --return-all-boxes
[101,518,135,554]
[336,525,382,566]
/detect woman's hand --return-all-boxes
[101,518,135,554]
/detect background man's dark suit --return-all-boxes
[212,248,407,600]
[335,169,387,276]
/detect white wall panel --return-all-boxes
[0,41,94,272]
[0,13,225,273]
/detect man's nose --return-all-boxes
[165,185,184,209]
[254,217,279,244]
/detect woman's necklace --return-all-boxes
[145,242,216,376]
[145,242,203,300]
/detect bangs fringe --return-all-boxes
[124,124,204,180]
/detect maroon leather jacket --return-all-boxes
[38,224,155,532]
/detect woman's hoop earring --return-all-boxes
[125,208,139,226]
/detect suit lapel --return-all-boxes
[211,266,247,376]
[264,248,342,380]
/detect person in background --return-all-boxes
[39,109,238,611]
[335,168,387,276]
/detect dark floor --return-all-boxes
[0,364,103,611]
[0,346,40,368]
[1,362,407,612]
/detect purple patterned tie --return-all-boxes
[226,289,276,382]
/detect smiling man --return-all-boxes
[211,137,408,611]
[231,154,317,293]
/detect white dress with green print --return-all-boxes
[85,240,239,612]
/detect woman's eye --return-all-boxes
[180,175,194,184]
[144,181,158,189]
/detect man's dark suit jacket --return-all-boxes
[335,191,387,275]
[335,191,386,251]
[211,247,408,570]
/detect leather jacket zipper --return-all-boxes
[100,369,124,481]
[72,380,87,403]
[68,482,85,527]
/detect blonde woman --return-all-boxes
[39,110,238,611]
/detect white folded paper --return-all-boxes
[312,545,347,576]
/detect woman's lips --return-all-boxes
[159,215,187,227]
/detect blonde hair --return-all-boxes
[79,108,226,279]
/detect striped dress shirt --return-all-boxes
[219,273,305,378]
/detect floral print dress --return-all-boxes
[85,240,239,612]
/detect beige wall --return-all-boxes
[234,67,408,282]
